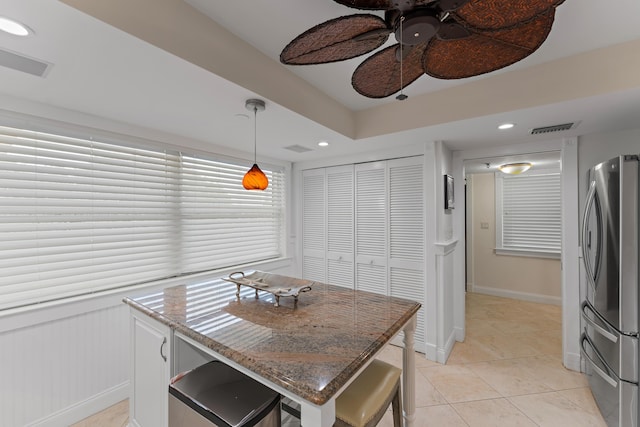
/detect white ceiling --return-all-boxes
[1,0,639,165]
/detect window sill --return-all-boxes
[494,248,561,260]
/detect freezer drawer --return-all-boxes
[582,300,639,383]
[581,332,638,427]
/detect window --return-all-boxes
[0,125,286,310]
[495,170,561,258]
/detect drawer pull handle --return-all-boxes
[160,337,167,362]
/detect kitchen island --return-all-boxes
[124,274,421,427]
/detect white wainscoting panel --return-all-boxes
[0,304,129,427]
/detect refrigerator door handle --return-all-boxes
[581,300,619,343]
[581,332,619,388]
[581,180,601,290]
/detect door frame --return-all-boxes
[451,137,581,371]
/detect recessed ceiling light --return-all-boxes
[0,17,32,36]
[498,123,515,130]
[318,141,329,147]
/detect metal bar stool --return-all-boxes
[335,359,402,427]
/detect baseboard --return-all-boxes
[437,330,457,364]
[564,351,582,373]
[472,286,562,306]
[423,341,438,362]
[454,325,465,342]
[27,381,129,427]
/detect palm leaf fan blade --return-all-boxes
[423,10,555,79]
[352,43,426,98]
[453,0,566,31]
[280,15,389,65]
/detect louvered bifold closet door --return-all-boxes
[355,162,388,295]
[302,169,326,282]
[388,157,426,351]
[326,165,354,289]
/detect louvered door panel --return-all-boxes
[390,267,426,351]
[355,162,387,294]
[389,159,424,265]
[326,165,354,288]
[302,169,326,281]
[388,157,425,351]
[327,165,353,255]
[356,263,387,295]
[328,258,354,288]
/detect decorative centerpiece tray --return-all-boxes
[223,271,313,307]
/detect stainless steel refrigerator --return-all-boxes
[580,154,639,427]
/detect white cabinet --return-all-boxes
[130,310,171,427]
[301,157,426,352]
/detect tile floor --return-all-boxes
[73,292,606,427]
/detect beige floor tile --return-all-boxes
[467,357,554,396]
[519,355,588,390]
[452,398,537,427]
[483,319,538,335]
[419,365,501,403]
[509,391,607,427]
[446,337,500,365]
[71,400,128,427]
[521,330,563,357]
[465,320,504,338]
[379,404,469,427]
[414,369,449,407]
[557,387,604,417]
[472,334,540,359]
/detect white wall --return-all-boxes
[469,173,562,304]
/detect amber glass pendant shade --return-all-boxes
[243,99,268,191]
[242,163,269,190]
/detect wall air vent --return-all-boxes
[284,144,313,153]
[530,122,575,135]
[0,48,51,77]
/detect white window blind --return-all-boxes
[0,125,286,310]
[496,171,561,256]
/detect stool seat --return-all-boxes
[335,359,402,427]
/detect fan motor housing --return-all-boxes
[394,8,440,45]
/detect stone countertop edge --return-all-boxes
[123,296,420,405]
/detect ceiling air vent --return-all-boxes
[0,48,51,77]
[530,122,575,135]
[284,144,313,153]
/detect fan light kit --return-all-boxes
[499,162,532,175]
[242,99,269,191]
[0,16,31,36]
[280,0,565,99]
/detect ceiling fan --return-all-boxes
[280,0,566,99]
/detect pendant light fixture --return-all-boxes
[242,99,269,190]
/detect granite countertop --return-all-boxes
[124,274,420,405]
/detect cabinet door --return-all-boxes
[131,313,171,427]
[302,169,326,282]
[355,162,388,295]
[326,165,354,288]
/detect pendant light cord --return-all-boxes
[253,106,257,164]
[399,16,404,95]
